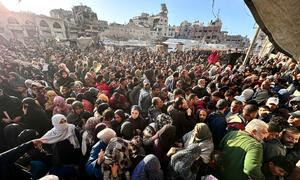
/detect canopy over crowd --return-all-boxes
[0,39,300,180]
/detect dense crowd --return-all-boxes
[0,39,300,180]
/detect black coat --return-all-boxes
[22,109,52,136]
[0,141,34,180]
[169,108,193,140]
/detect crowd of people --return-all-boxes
[0,38,300,180]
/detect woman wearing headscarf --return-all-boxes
[82,91,95,113]
[152,125,177,171]
[3,123,24,148]
[102,136,143,180]
[57,69,74,88]
[121,121,135,140]
[111,109,127,136]
[85,128,116,179]
[21,97,51,136]
[126,105,147,135]
[81,117,99,157]
[8,72,26,91]
[52,96,72,116]
[0,75,18,97]
[168,123,214,180]
[100,108,114,128]
[182,123,213,149]
[131,154,164,180]
[72,81,84,97]
[41,114,81,179]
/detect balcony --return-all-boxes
[24,25,37,31]
[7,24,24,31]
[39,26,51,32]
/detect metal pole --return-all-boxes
[243,26,260,65]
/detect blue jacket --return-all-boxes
[207,111,227,149]
[85,140,107,180]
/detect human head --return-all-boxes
[280,127,300,149]
[187,93,198,105]
[152,97,164,109]
[224,90,234,102]
[192,123,212,142]
[53,96,65,107]
[121,121,134,140]
[258,105,270,118]
[242,104,258,122]
[97,128,116,144]
[266,97,279,112]
[198,79,206,88]
[266,121,282,140]
[131,105,141,119]
[289,97,300,111]
[143,79,151,90]
[267,156,294,177]
[72,101,84,115]
[175,80,184,90]
[211,91,222,104]
[114,109,126,123]
[151,83,161,97]
[198,109,208,122]
[245,119,269,142]
[173,88,185,99]
[230,100,243,114]
[288,110,300,127]
[174,97,188,110]
[216,99,228,112]
[51,114,68,131]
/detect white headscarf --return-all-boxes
[41,114,80,149]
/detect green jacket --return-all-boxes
[220,130,265,180]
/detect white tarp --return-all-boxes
[77,37,93,50]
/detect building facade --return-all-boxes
[101,4,169,41]
[50,8,79,39]
[0,3,66,41]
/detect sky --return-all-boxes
[0,0,257,38]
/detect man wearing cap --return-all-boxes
[263,97,280,122]
[289,97,300,112]
[207,99,228,148]
[252,80,271,105]
[234,88,254,104]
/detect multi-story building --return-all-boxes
[72,5,100,37]
[50,8,78,39]
[101,4,169,41]
[224,34,250,49]
[0,3,66,41]
[176,19,223,43]
[175,18,249,49]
